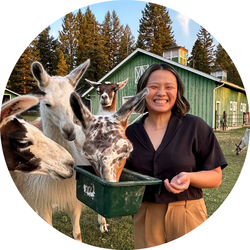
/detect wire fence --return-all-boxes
[215,111,249,130]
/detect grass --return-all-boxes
[51,127,247,248]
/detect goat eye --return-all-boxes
[13,139,31,149]
[45,103,51,108]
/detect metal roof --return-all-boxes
[82,48,239,97]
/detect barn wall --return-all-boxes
[87,52,216,126]
[215,86,249,115]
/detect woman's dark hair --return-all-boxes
[135,63,190,116]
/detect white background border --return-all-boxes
[1,0,249,249]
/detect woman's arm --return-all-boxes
[164,167,222,194]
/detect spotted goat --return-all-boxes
[70,88,148,232]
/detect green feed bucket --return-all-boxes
[74,165,162,218]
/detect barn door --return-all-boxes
[216,102,221,129]
[232,102,237,126]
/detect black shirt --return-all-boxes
[125,113,228,204]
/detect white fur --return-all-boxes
[236,128,250,154]
[1,95,74,179]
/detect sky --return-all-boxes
[49,0,218,55]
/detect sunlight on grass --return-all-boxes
[52,127,247,249]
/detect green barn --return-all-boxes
[82,48,248,129]
[2,88,20,103]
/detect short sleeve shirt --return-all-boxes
[125,113,228,204]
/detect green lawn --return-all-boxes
[51,127,247,249]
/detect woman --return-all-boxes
[125,63,227,248]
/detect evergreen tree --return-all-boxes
[7,39,40,94]
[188,39,208,72]
[75,7,107,91]
[214,44,243,87]
[188,26,215,74]
[118,25,136,64]
[55,47,68,76]
[109,10,124,69]
[59,12,77,71]
[100,11,113,71]
[136,3,175,55]
[197,26,215,71]
[101,11,134,70]
[36,26,59,75]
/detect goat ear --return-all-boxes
[85,79,101,88]
[31,62,50,90]
[70,91,94,130]
[113,88,148,124]
[1,95,39,121]
[66,59,90,88]
[115,78,128,90]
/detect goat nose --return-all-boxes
[62,125,76,141]
[101,95,107,100]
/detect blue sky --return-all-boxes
[50,0,218,56]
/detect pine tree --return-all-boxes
[118,25,136,64]
[109,10,124,69]
[59,12,77,71]
[197,26,215,72]
[100,11,113,70]
[188,26,215,74]
[55,47,68,76]
[214,44,243,87]
[7,39,40,94]
[75,7,107,91]
[136,3,175,55]
[36,26,59,75]
[188,39,208,72]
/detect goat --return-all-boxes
[85,78,128,113]
[236,128,250,155]
[70,88,148,232]
[1,95,74,179]
[10,60,91,243]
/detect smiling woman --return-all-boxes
[125,63,227,248]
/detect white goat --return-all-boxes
[11,60,90,242]
[236,128,250,155]
[1,95,74,179]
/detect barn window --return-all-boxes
[122,96,133,104]
[135,65,149,84]
[241,103,246,112]
[230,101,233,111]
[122,96,138,114]
[2,94,10,104]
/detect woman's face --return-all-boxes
[145,69,178,114]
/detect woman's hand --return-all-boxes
[164,172,190,194]
[164,167,222,194]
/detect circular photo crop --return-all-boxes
[1,1,249,250]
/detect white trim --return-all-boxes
[212,83,224,128]
[134,65,149,84]
[5,88,20,96]
[122,95,134,104]
[241,103,246,112]
[230,101,233,111]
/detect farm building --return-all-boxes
[2,88,20,104]
[82,48,248,129]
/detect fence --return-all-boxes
[215,111,249,130]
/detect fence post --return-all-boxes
[223,111,227,131]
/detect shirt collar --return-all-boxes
[132,113,183,155]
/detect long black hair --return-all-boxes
[135,63,190,116]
